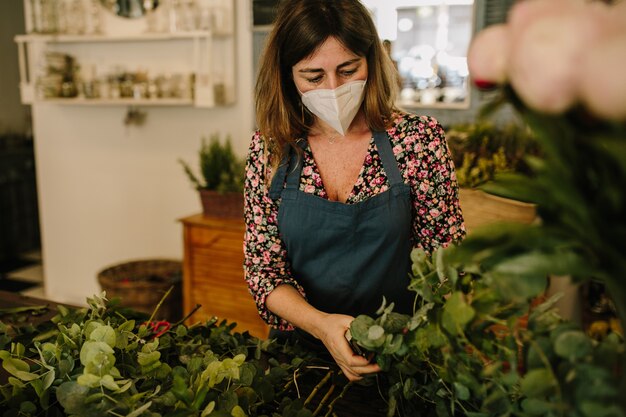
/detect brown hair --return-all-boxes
[255,0,399,169]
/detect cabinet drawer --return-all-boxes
[188,226,243,248]
[180,214,268,339]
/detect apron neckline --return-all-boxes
[269,131,404,201]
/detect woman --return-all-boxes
[244,0,465,382]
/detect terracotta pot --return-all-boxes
[458,188,536,234]
[199,189,244,218]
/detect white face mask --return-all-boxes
[300,80,367,136]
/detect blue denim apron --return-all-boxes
[268,131,414,344]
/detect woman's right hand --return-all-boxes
[312,313,380,381]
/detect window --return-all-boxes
[362,0,475,109]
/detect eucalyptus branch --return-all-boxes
[457,330,491,366]
[304,370,333,406]
[312,383,336,416]
[528,338,564,416]
[323,381,353,417]
[293,368,301,398]
[375,374,389,406]
[172,304,202,327]
[147,286,173,324]
[483,314,509,326]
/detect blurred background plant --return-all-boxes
[178,133,244,194]
[446,121,539,188]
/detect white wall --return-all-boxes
[30,1,255,305]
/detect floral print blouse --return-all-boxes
[244,112,466,330]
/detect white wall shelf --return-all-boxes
[15,3,236,109]
[14,30,232,44]
[37,97,194,106]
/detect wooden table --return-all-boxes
[179,214,269,338]
[0,291,74,327]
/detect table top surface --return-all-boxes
[178,213,244,230]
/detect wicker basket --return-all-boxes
[97,259,182,321]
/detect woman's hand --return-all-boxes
[313,313,381,381]
[265,286,380,380]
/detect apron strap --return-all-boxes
[284,142,304,191]
[269,141,305,200]
[268,145,291,200]
[373,130,404,187]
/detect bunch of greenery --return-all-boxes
[179,134,244,193]
[0,293,365,417]
[349,246,624,417]
[347,86,626,416]
[446,121,539,188]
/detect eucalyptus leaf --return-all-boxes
[138,351,161,367]
[521,398,553,416]
[56,381,90,414]
[8,376,26,388]
[368,325,385,340]
[2,357,30,374]
[554,330,592,362]
[90,325,117,348]
[453,382,470,401]
[201,401,216,417]
[579,401,626,417]
[100,374,120,391]
[382,334,404,355]
[42,370,55,391]
[350,315,376,341]
[80,341,114,366]
[520,369,557,398]
[77,373,101,388]
[20,400,37,414]
[126,401,152,417]
[231,405,246,417]
[526,337,554,370]
[489,271,548,303]
[442,292,475,335]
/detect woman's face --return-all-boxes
[292,36,368,93]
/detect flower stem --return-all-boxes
[312,383,335,416]
[304,370,333,407]
[147,286,173,324]
[323,382,352,417]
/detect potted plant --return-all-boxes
[446,121,540,233]
[179,133,245,218]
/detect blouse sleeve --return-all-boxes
[398,115,466,253]
[243,131,307,330]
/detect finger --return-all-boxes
[351,363,381,375]
[339,364,363,381]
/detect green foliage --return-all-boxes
[447,121,539,188]
[179,133,244,193]
[0,293,354,417]
[350,248,625,417]
[348,85,626,416]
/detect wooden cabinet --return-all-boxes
[180,214,268,338]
